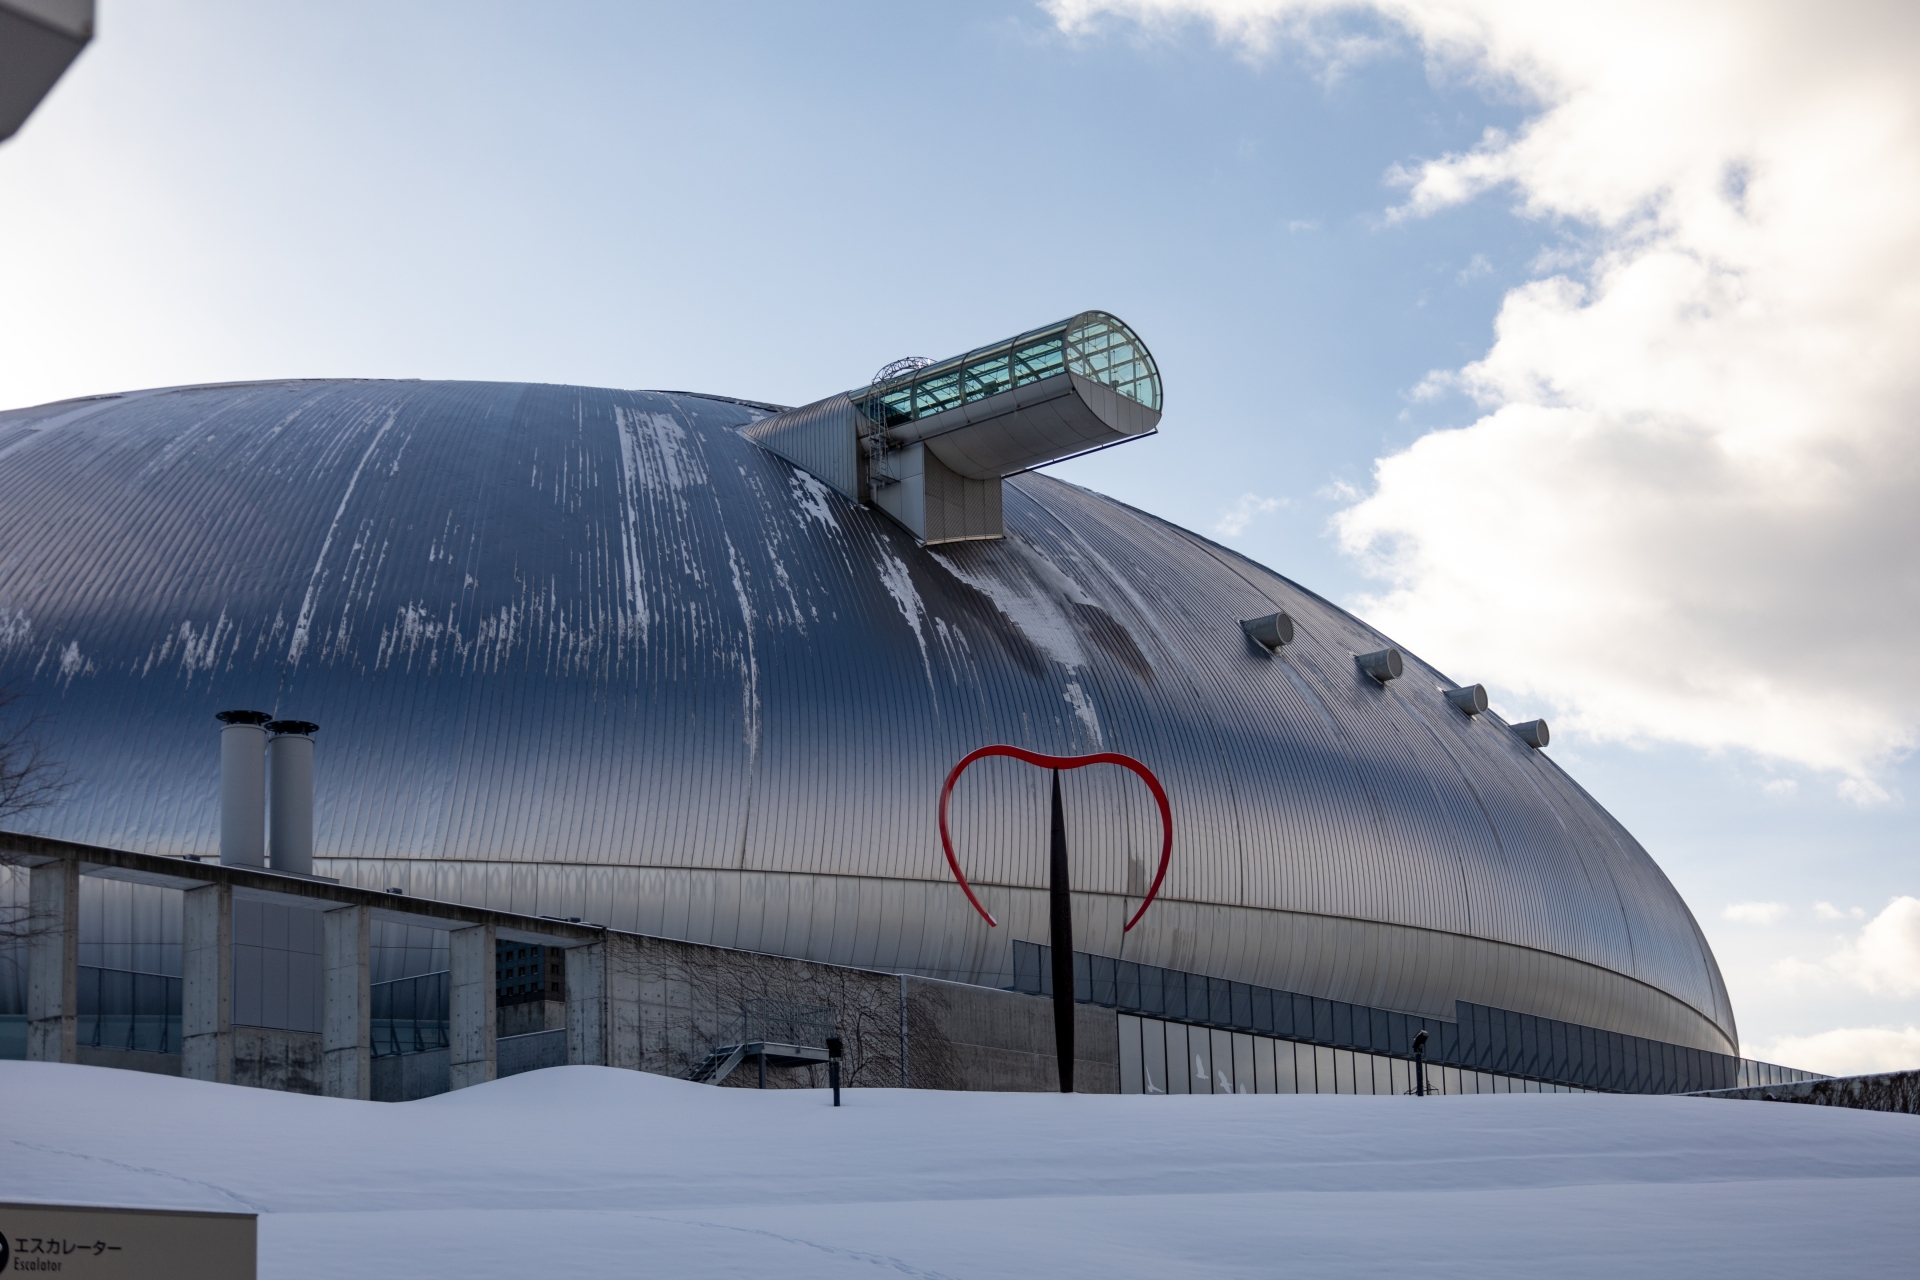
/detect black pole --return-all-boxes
[757,1049,767,1090]
[1049,768,1075,1093]
[827,1034,843,1107]
[1412,1028,1429,1096]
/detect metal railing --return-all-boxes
[77,966,182,1055]
[728,997,833,1050]
[371,970,449,1058]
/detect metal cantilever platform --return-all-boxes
[688,1041,830,1086]
[688,999,836,1085]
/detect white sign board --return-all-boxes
[0,1203,254,1279]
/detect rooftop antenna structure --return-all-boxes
[870,356,933,386]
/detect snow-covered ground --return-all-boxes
[2,1061,1916,1278]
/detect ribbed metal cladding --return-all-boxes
[0,378,1736,1054]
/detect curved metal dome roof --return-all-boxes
[0,379,1736,1054]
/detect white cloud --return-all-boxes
[1049,0,1920,780]
[1774,897,1920,997]
[1456,252,1493,283]
[1213,493,1287,537]
[1721,901,1787,926]
[1827,897,1920,997]
[1838,777,1893,807]
[1747,1026,1920,1078]
[1760,778,1796,798]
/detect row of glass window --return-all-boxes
[1118,1014,1592,1096]
[1018,941,1817,1094]
[854,312,1161,428]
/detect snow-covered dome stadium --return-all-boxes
[0,349,1736,1056]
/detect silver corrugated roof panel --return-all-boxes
[0,379,1736,1053]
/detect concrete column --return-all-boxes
[607,933,641,1071]
[26,857,79,1064]
[564,935,640,1069]
[182,883,233,1083]
[322,905,370,1100]
[565,942,604,1066]
[448,923,496,1090]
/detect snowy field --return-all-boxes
[2,1061,1916,1278]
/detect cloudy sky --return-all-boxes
[3,0,1915,1073]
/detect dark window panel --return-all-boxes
[1141,965,1166,1017]
[1185,975,1206,1024]
[1291,994,1314,1041]
[1164,970,1187,1022]
[1252,986,1275,1035]
[1206,976,1230,1026]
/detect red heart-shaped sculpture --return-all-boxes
[938,745,1172,933]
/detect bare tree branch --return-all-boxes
[0,685,70,830]
[0,685,71,947]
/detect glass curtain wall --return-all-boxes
[74,878,183,1057]
[1019,941,1817,1095]
[1117,1014,1597,1096]
[853,311,1161,429]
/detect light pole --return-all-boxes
[1411,1028,1430,1096]
[827,1035,843,1107]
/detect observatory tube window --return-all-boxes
[853,311,1160,427]
[1065,312,1162,411]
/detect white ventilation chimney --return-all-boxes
[266,719,319,876]
[1241,611,1294,652]
[215,710,270,866]
[1512,719,1550,749]
[1445,684,1489,715]
[1357,648,1403,684]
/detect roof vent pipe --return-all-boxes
[1241,611,1294,651]
[1357,648,1403,684]
[1512,719,1550,749]
[266,720,319,876]
[215,710,271,867]
[1445,684,1489,716]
